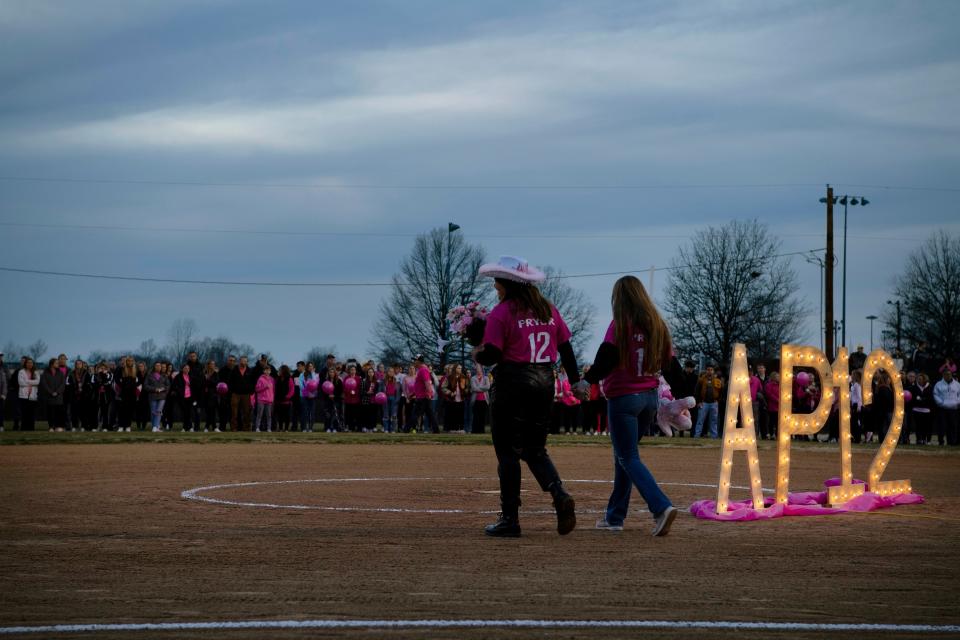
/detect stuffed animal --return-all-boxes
[656,376,696,436]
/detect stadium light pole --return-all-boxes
[866,314,879,351]
[441,222,461,366]
[836,194,869,348]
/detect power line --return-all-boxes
[0,249,823,288]
[1,175,958,192]
[0,221,692,241]
[0,221,927,243]
[0,176,824,190]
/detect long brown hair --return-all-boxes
[611,275,671,374]
[496,278,552,322]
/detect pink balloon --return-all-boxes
[322,380,335,395]
[374,392,388,405]
[902,390,912,403]
[216,382,229,395]
[796,372,810,386]
[344,377,358,391]
[305,379,319,393]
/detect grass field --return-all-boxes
[1,434,958,639]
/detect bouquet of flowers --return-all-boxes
[447,301,490,346]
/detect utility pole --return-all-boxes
[824,185,835,359]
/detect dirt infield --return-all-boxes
[1,440,958,639]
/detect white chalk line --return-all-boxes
[181,477,772,515]
[1,618,957,635]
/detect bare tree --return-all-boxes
[25,339,48,361]
[537,266,596,361]
[886,230,960,359]
[303,345,338,367]
[664,220,806,366]
[371,227,491,365]
[166,318,197,366]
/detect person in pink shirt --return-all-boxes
[474,255,580,538]
[577,275,678,537]
[254,365,275,432]
[409,355,439,433]
[342,364,362,432]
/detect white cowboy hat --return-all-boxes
[478,255,545,284]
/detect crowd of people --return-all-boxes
[1,341,957,446]
[0,350,498,435]
[677,342,960,447]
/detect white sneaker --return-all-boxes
[125,427,131,432]
[595,518,623,532]
[214,428,221,432]
[203,428,209,433]
[652,506,678,537]
[152,427,159,433]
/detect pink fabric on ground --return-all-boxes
[689,478,924,521]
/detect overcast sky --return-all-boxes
[1,0,958,365]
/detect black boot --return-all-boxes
[485,512,521,538]
[549,482,576,535]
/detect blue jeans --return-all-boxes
[300,397,316,431]
[149,399,165,429]
[605,392,673,524]
[694,401,719,438]
[384,397,397,432]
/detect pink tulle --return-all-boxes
[689,478,924,521]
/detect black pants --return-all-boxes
[913,411,932,444]
[180,399,200,430]
[445,401,464,431]
[490,364,565,518]
[118,398,137,429]
[292,395,302,431]
[472,400,488,434]
[344,403,360,431]
[205,396,219,429]
[219,395,231,430]
[19,399,37,431]
[937,408,959,445]
[411,398,439,433]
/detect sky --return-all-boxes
[1,0,958,365]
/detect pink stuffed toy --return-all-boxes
[656,376,695,436]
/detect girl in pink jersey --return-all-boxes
[474,256,581,538]
[578,275,678,536]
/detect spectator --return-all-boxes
[93,362,114,431]
[939,357,957,376]
[40,358,67,432]
[910,372,933,445]
[749,364,765,437]
[320,366,343,432]
[872,373,894,442]
[849,345,867,373]
[693,364,723,438]
[910,341,932,379]
[410,355,439,434]
[274,364,295,432]
[17,357,41,431]
[900,371,917,445]
[443,364,469,433]
[254,364,275,432]
[116,357,139,432]
[343,364,362,432]
[470,365,491,434]
[203,361,219,432]
[229,356,256,431]
[359,366,379,432]
[171,363,200,432]
[143,362,169,433]
[135,361,149,430]
[850,370,864,443]
[291,361,305,432]
[382,367,400,433]
[10,356,27,430]
[217,356,236,432]
[933,369,959,446]
[299,362,319,433]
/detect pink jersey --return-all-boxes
[413,365,434,400]
[482,301,571,364]
[599,320,660,398]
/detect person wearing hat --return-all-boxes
[410,354,439,433]
[473,256,580,537]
